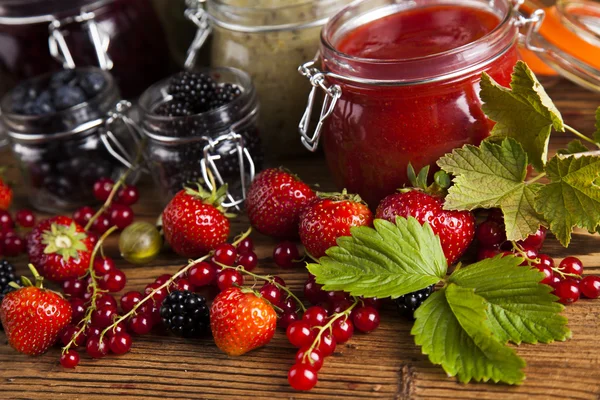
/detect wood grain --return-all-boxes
[1,78,600,400]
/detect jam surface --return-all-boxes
[337,5,500,59]
[322,5,517,206]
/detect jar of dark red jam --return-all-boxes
[299,0,521,206]
[0,0,170,97]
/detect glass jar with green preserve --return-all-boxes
[185,0,352,158]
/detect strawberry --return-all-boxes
[0,176,12,211]
[210,287,277,356]
[162,182,233,258]
[27,216,93,282]
[375,190,475,265]
[299,190,373,258]
[0,265,72,355]
[246,168,316,238]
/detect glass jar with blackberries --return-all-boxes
[1,67,138,212]
[138,67,263,207]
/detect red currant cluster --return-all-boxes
[286,285,381,391]
[72,177,139,234]
[475,209,600,304]
[0,209,36,257]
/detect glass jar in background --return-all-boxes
[1,67,137,212]
[299,0,520,207]
[138,67,262,207]
[152,0,199,68]
[0,0,171,98]
[185,0,353,159]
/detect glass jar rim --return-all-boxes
[320,0,518,84]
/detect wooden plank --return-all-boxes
[0,77,599,399]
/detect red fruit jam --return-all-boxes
[317,0,519,206]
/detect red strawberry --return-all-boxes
[27,216,93,282]
[210,287,277,356]
[0,176,12,211]
[162,183,232,258]
[0,266,72,355]
[376,190,475,264]
[299,191,373,258]
[246,168,316,238]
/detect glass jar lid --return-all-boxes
[519,0,600,92]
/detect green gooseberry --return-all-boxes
[119,221,162,265]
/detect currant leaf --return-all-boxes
[412,284,525,384]
[534,155,600,246]
[306,217,447,299]
[437,138,545,241]
[595,106,600,144]
[449,255,571,345]
[557,140,589,155]
[480,61,564,170]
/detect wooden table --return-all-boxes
[0,78,599,400]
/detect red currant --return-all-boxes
[93,178,114,202]
[140,303,162,325]
[86,336,109,358]
[304,278,326,305]
[302,306,328,327]
[352,306,380,333]
[91,306,117,328]
[475,220,506,247]
[3,235,24,256]
[154,274,172,286]
[580,276,600,299]
[216,269,243,291]
[70,298,87,323]
[87,231,99,247]
[174,278,195,292]
[60,350,80,368]
[0,210,14,231]
[279,312,299,329]
[533,264,553,285]
[144,282,168,305]
[296,348,324,371]
[280,297,297,314]
[487,208,504,224]
[100,269,127,292]
[116,185,139,206]
[236,237,254,254]
[86,326,102,341]
[73,206,95,227]
[120,291,143,313]
[91,214,112,234]
[272,276,286,287]
[213,243,237,266]
[477,247,500,261]
[554,279,580,304]
[316,333,336,357]
[109,332,132,355]
[95,293,118,310]
[536,254,555,269]
[15,209,35,228]
[331,316,354,344]
[273,241,300,268]
[550,275,562,288]
[286,321,316,348]
[93,257,115,277]
[361,297,383,309]
[288,364,318,391]
[188,262,216,287]
[61,324,85,347]
[62,278,86,298]
[109,204,134,230]
[517,226,547,251]
[238,252,258,271]
[559,257,584,276]
[260,283,282,306]
[129,314,153,335]
[105,321,128,338]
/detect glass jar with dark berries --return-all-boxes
[138,68,263,206]
[1,67,137,212]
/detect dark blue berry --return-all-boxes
[53,86,86,110]
[79,72,106,97]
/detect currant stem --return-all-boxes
[526,172,547,184]
[564,124,600,148]
[99,254,210,341]
[85,171,130,231]
[61,226,117,354]
[220,264,307,312]
[231,227,252,247]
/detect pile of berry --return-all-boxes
[11,69,106,116]
[0,209,36,257]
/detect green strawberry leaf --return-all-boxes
[449,255,571,345]
[437,138,545,241]
[412,284,525,384]
[480,61,564,171]
[595,106,600,144]
[557,140,590,155]
[306,217,447,299]
[534,155,600,246]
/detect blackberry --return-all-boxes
[160,290,210,338]
[394,285,434,318]
[168,71,217,113]
[0,260,16,293]
[154,100,194,117]
[209,83,242,110]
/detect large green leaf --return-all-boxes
[306,217,447,299]
[449,255,571,344]
[412,284,525,384]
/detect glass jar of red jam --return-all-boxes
[0,0,170,97]
[299,0,521,206]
